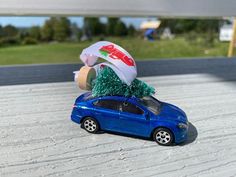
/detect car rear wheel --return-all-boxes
[82,117,99,133]
[153,128,174,146]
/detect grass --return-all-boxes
[0,37,229,65]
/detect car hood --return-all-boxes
[156,102,187,122]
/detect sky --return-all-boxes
[0,16,157,29]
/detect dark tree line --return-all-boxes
[160,19,221,34]
[0,17,72,45]
[41,17,71,41]
[83,17,136,37]
[159,19,223,46]
[0,17,136,46]
[0,25,19,45]
[0,17,224,47]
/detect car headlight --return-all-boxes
[178,122,188,129]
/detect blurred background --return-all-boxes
[0,16,234,65]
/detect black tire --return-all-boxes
[82,117,99,133]
[153,127,174,146]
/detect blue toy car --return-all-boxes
[71,92,188,146]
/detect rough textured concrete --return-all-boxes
[1,73,236,177]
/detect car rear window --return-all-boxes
[83,93,95,101]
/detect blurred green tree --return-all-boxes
[84,17,104,36]
[127,24,136,36]
[106,17,119,36]
[53,17,71,41]
[18,30,29,41]
[29,26,41,40]
[41,19,54,41]
[114,21,127,36]
[40,17,71,42]
[160,19,221,34]
[195,19,219,33]
[0,25,3,38]
[3,25,18,37]
[70,22,82,41]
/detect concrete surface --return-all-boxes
[1,72,236,177]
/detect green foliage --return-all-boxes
[70,23,82,41]
[29,26,41,40]
[114,21,128,36]
[127,24,136,36]
[92,67,155,98]
[0,37,228,65]
[0,18,224,47]
[2,25,18,37]
[106,18,119,36]
[77,29,83,41]
[22,37,38,45]
[184,31,218,47]
[160,19,221,34]
[84,17,105,36]
[41,17,71,41]
[53,17,71,41]
[41,19,54,41]
[40,17,71,42]
[0,25,3,38]
[18,30,29,41]
[196,20,219,33]
[106,18,129,36]
[0,37,19,46]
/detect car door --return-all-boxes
[119,101,150,137]
[93,99,121,131]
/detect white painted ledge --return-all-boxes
[0,0,236,17]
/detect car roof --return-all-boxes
[83,92,141,102]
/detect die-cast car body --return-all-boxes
[71,92,188,145]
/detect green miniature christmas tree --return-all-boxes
[92,67,155,98]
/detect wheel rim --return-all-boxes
[156,131,171,144]
[84,119,97,132]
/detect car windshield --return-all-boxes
[139,96,161,115]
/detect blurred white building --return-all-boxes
[220,25,233,41]
[219,18,233,42]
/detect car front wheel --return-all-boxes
[82,117,99,133]
[153,128,174,146]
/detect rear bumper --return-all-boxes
[71,115,81,124]
[71,108,82,124]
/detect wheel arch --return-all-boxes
[80,116,90,124]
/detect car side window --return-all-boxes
[121,102,144,115]
[93,99,121,111]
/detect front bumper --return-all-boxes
[174,122,189,144]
